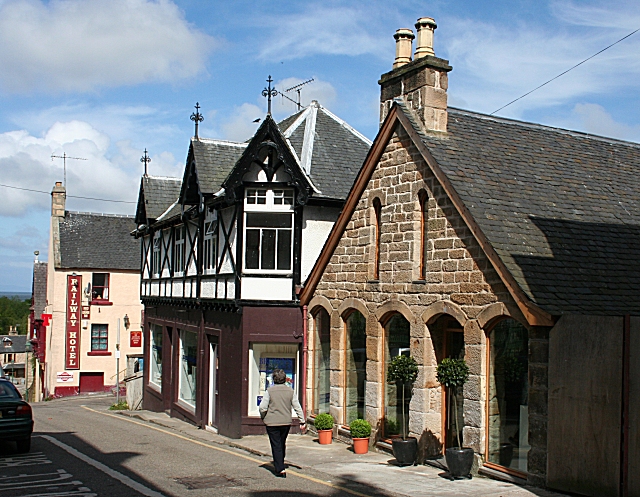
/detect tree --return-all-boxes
[0,297,30,335]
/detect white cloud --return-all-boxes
[258,4,393,61]
[0,0,215,93]
[0,119,182,217]
[219,103,262,142]
[272,77,337,114]
[561,103,640,142]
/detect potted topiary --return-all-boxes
[350,419,371,454]
[386,355,419,465]
[436,358,473,479]
[314,413,334,445]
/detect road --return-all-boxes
[0,396,389,497]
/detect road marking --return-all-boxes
[39,435,166,497]
[81,406,372,497]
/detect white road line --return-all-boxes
[38,435,166,497]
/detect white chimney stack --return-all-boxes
[393,28,415,69]
[414,17,437,58]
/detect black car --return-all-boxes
[0,378,33,452]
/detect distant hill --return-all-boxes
[0,292,31,300]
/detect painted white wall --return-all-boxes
[241,277,291,300]
[301,205,340,283]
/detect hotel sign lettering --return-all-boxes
[66,275,81,369]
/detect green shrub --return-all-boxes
[387,355,419,384]
[109,401,129,411]
[350,419,371,439]
[314,413,334,431]
[436,358,469,389]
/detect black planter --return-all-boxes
[392,437,417,466]
[445,447,474,479]
[499,443,514,467]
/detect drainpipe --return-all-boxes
[302,305,308,420]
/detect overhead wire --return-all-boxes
[491,27,640,115]
[0,183,136,204]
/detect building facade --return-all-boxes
[134,103,371,437]
[301,18,640,496]
[42,183,144,397]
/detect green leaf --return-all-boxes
[436,358,469,389]
[386,355,419,384]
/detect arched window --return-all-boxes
[312,308,331,415]
[383,314,411,438]
[487,319,530,473]
[418,190,428,280]
[373,198,382,280]
[344,311,366,425]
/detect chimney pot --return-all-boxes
[393,28,415,69]
[414,17,437,59]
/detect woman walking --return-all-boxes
[259,368,306,477]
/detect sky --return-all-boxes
[1,0,639,292]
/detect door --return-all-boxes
[208,340,218,428]
[79,372,104,393]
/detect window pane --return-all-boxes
[246,213,292,228]
[150,324,163,388]
[488,319,529,472]
[93,274,106,287]
[245,229,260,269]
[384,315,411,437]
[345,311,366,425]
[261,229,276,270]
[313,309,331,415]
[277,230,292,270]
[179,329,198,408]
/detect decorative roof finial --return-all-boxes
[190,102,204,139]
[140,149,151,176]
[262,75,277,115]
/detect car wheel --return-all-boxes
[16,438,31,453]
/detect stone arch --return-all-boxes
[375,299,417,325]
[307,295,333,317]
[337,297,369,320]
[421,300,468,327]
[476,302,516,329]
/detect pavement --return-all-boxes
[117,408,566,497]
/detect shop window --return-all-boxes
[152,232,161,277]
[179,329,197,409]
[313,308,331,415]
[150,324,163,388]
[92,273,109,301]
[203,217,218,273]
[373,198,381,280]
[344,311,366,425]
[248,343,298,417]
[244,188,294,273]
[383,314,411,438]
[91,324,108,351]
[487,319,530,473]
[173,226,186,274]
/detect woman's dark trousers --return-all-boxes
[266,425,290,473]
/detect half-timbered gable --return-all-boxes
[137,100,371,438]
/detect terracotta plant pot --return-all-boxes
[318,429,333,445]
[352,437,369,454]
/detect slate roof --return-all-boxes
[31,262,47,318]
[59,212,139,270]
[139,176,182,222]
[191,139,247,195]
[414,105,640,315]
[0,335,27,354]
[281,103,372,200]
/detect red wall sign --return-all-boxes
[130,331,142,348]
[66,275,81,369]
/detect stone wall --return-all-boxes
[308,123,532,465]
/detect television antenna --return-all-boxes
[51,153,87,187]
[285,78,314,110]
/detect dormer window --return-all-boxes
[244,188,294,273]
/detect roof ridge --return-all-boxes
[283,106,311,138]
[449,107,640,149]
[195,137,247,147]
[66,211,135,219]
[146,175,182,182]
[319,106,373,146]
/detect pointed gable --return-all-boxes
[135,175,182,225]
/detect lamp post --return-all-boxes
[116,319,121,405]
[24,341,32,401]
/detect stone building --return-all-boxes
[300,18,640,496]
[41,182,144,397]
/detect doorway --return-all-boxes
[79,372,104,393]
[208,338,218,429]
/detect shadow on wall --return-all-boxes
[511,216,640,315]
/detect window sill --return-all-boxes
[90,300,113,306]
[87,351,112,356]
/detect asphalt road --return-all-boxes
[0,396,390,497]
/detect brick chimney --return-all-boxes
[379,17,452,133]
[51,182,66,217]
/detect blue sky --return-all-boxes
[1,0,639,292]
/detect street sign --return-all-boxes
[130,331,142,347]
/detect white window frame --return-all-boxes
[173,225,185,275]
[152,232,161,277]
[243,188,294,274]
[203,212,218,275]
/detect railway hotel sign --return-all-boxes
[66,275,82,369]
